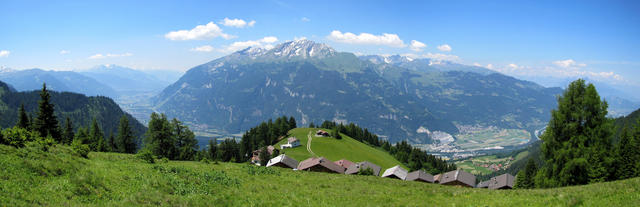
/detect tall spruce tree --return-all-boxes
[615,126,638,179]
[116,115,137,153]
[17,103,30,129]
[207,139,219,160]
[144,113,175,159]
[89,118,105,151]
[288,116,297,129]
[537,79,614,187]
[34,83,61,141]
[62,117,74,145]
[172,118,198,160]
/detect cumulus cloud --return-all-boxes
[327,30,406,47]
[508,63,519,69]
[59,50,70,54]
[409,40,427,52]
[0,50,9,57]
[488,62,623,83]
[301,17,310,22]
[219,36,279,53]
[553,59,586,68]
[437,44,452,52]
[191,45,214,52]
[88,53,132,59]
[220,18,255,28]
[165,22,234,41]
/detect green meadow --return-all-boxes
[2,143,639,206]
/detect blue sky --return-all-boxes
[1,0,639,89]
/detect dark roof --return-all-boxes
[487,173,515,189]
[266,154,299,169]
[381,165,408,180]
[334,159,355,169]
[405,170,434,183]
[439,169,476,187]
[345,161,382,176]
[297,157,345,173]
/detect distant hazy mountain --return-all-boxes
[78,65,183,95]
[0,68,118,97]
[153,40,561,144]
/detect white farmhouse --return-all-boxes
[280,137,301,149]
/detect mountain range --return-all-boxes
[152,40,563,144]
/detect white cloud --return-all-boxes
[508,63,519,69]
[473,62,482,67]
[88,53,133,59]
[219,18,255,28]
[486,64,494,69]
[165,22,234,41]
[409,40,427,52]
[402,52,460,62]
[219,36,279,53]
[191,45,214,52]
[301,17,310,22]
[294,36,307,41]
[327,30,406,47]
[489,62,624,83]
[0,50,9,57]
[553,59,586,68]
[59,50,70,54]
[437,44,452,52]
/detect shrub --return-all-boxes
[1,126,37,148]
[136,148,156,164]
[357,167,375,176]
[72,139,90,158]
[244,164,280,176]
[201,158,211,164]
[160,157,169,164]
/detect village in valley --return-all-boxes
[251,129,515,189]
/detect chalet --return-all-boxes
[250,145,275,165]
[433,174,442,183]
[345,161,382,176]
[381,165,408,180]
[334,159,355,170]
[489,164,500,171]
[476,180,490,188]
[297,157,345,174]
[280,137,301,149]
[266,154,299,169]
[484,173,515,189]
[316,130,330,137]
[439,169,476,188]
[405,170,434,183]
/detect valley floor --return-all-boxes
[1,144,639,206]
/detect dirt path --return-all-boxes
[307,131,317,157]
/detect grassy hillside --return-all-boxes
[275,128,405,169]
[2,144,639,206]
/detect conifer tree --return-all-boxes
[288,116,297,129]
[17,103,30,129]
[89,118,105,151]
[615,126,637,179]
[34,83,61,141]
[107,133,115,152]
[62,117,74,145]
[144,113,175,159]
[116,116,137,153]
[538,79,614,187]
[207,139,218,160]
[172,118,198,160]
[74,127,90,144]
[258,146,270,166]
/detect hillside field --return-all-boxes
[275,128,405,169]
[2,144,640,206]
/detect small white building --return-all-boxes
[280,137,301,149]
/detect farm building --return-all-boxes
[266,154,299,169]
[484,173,515,189]
[405,170,434,183]
[334,159,355,169]
[345,161,382,176]
[297,157,345,174]
[381,165,408,180]
[439,169,476,188]
[280,137,301,149]
[476,180,490,188]
[251,145,275,165]
[316,130,330,137]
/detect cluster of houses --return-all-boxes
[265,154,515,189]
